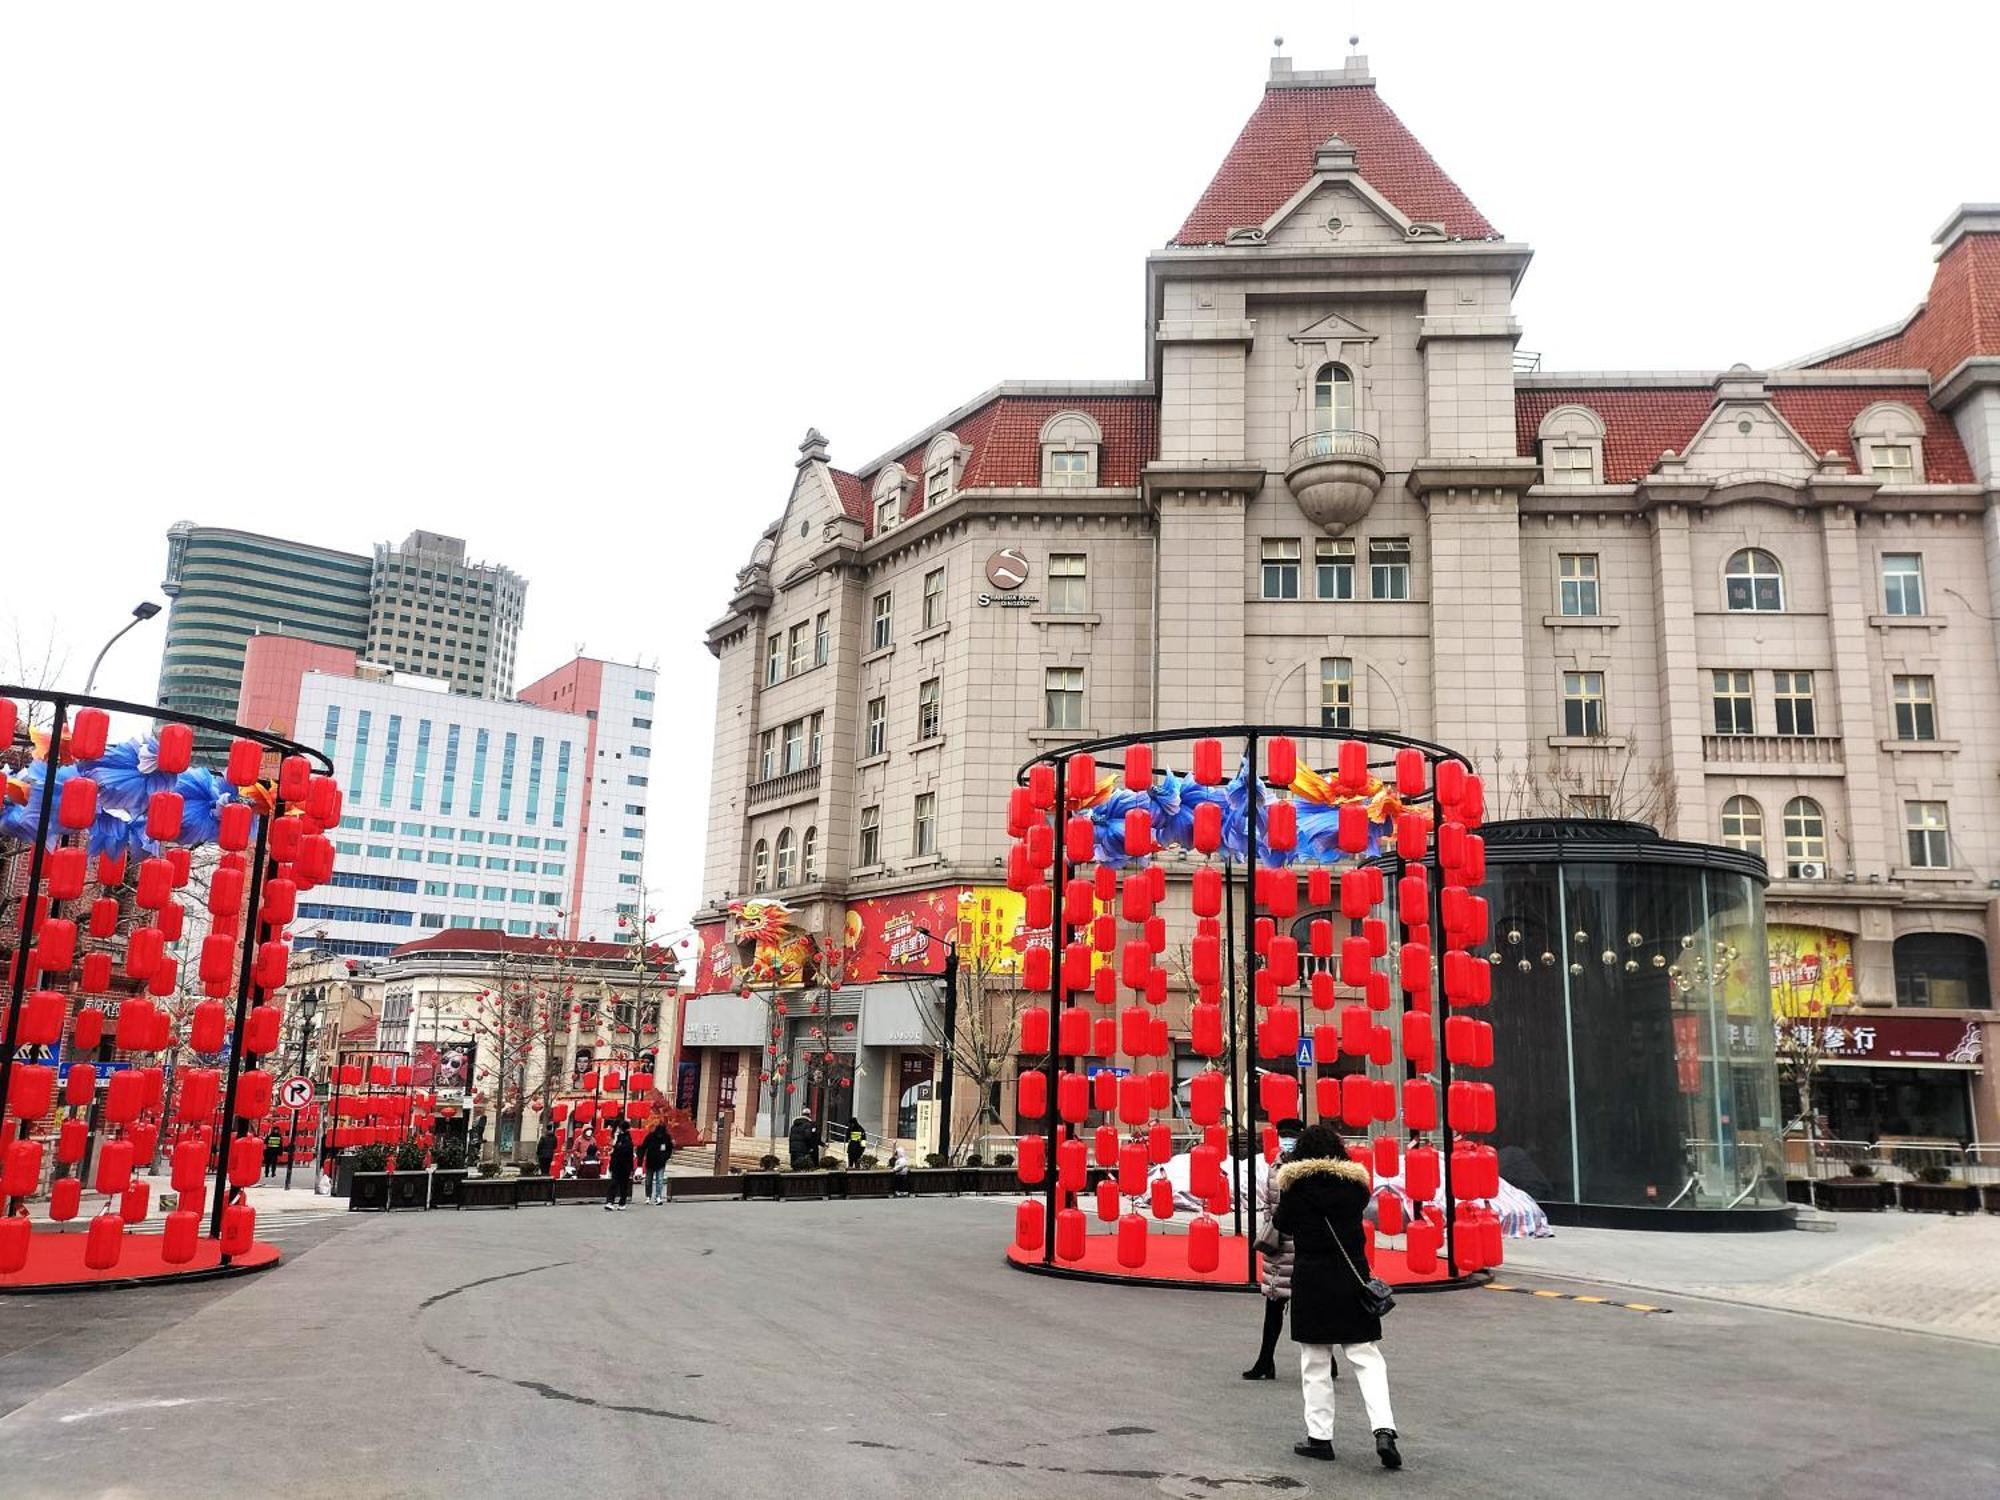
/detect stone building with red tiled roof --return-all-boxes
[695,51,2000,1150]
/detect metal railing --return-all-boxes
[1287,428,1383,469]
[1784,1135,1990,1184]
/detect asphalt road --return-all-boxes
[1,1198,1996,1500]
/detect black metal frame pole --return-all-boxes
[1221,846,1241,1242]
[209,810,273,1252]
[935,939,959,1164]
[1040,753,1070,1264]
[0,699,67,1217]
[1241,732,1262,1288]
[282,1001,315,1190]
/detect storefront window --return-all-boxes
[1893,933,1990,1009]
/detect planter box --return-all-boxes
[740,1172,781,1201]
[1785,1177,1813,1205]
[459,1177,518,1210]
[428,1170,470,1209]
[334,1156,363,1198]
[961,1167,1015,1195]
[843,1170,893,1200]
[349,1172,390,1211]
[386,1172,429,1211]
[1898,1182,1978,1214]
[513,1175,555,1206]
[666,1175,742,1201]
[776,1172,829,1202]
[907,1168,959,1197]
[553,1178,608,1204]
[1812,1178,1889,1212]
[822,1170,849,1199]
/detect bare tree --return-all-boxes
[911,934,1031,1164]
[1486,741,1679,828]
[1769,930,1851,1160]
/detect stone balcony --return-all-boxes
[1701,734,1846,775]
[747,764,820,808]
[1284,428,1384,532]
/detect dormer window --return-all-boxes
[1039,411,1102,487]
[1850,401,1927,484]
[923,433,963,511]
[872,464,913,532]
[1312,363,1356,431]
[1536,404,1606,486]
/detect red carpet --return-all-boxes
[1005,1229,1467,1291]
[0,1231,281,1293]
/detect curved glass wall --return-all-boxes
[1480,820,1784,1220]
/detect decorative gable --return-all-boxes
[1677,400,1820,478]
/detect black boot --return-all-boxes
[1375,1429,1402,1470]
[1240,1361,1276,1380]
[1293,1437,1334,1461]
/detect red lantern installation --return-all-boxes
[64,1063,95,1108]
[70,707,111,760]
[1096,1178,1120,1223]
[1150,1175,1175,1219]
[226,737,263,785]
[2,1140,43,1197]
[95,1139,135,1195]
[1057,1071,1088,1124]
[84,1211,124,1271]
[1188,1213,1221,1272]
[243,1006,281,1056]
[1057,1137,1087,1193]
[120,1181,151,1224]
[1117,1211,1148,1268]
[235,1069,274,1119]
[1189,1070,1224,1125]
[8,1063,53,1120]
[1406,1216,1441,1273]
[1406,1146,1440,1201]
[19,990,63,1046]
[221,1202,256,1256]
[50,1176,83,1222]
[162,1210,201,1265]
[1377,1192,1405,1236]
[57,1119,88,1164]
[1055,1207,1085,1262]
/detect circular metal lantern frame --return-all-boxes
[0,685,335,1291]
[1006,723,1493,1294]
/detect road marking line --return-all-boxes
[1481,1283,1670,1315]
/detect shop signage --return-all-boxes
[1745,1014,1984,1065]
[978,548,1037,607]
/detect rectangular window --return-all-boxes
[1881,553,1925,616]
[409,719,431,810]
[453,883,478,899]
[809,711,823,767]
[335,841,360,856]
[322,704,340,763]
[525,736,544,826]
[922,568,945,630]
[1044,667,1084,731]
[369,819,394,833]
[396,848,422,863]
[511,890,537,904]
[457,852,480,867]
[866,697,886,758]
[1261,539,1301,600]
[787,622,808,676]
[462,829,482,844]
[623,827,644,840]
[427,850,452,865]
[634,688,654,702]
[440,723,460,815]
[497,731,517,822]
[1370,538,1412,600]
[1870,444,1915,483]
[1558,553,1600,617]
[514,859,537,872]
[913,792,937,857]
[624,804,645,817]
[420,913,446,929]
[1315,538,1355,600]
[759,729,777,781]
[1773,671,1816,736]
[620,850,643,863]
[542,862,563,875]
[631,716,651,730]
[468,728,489,817]
[350,709,371,801]
[366,843,392,859]
[428,825,453,839]
[765,634,782,686]
[1562,671,1605,737]
[1320,658,1353,730]
[553,739,571,828]
[871,592,893,651]
[859,806,880,867]
[918,679,941,741]
[1711,670,1755,735]
[1049,450,1088,487]
[483,886,506,901]
[544,839,565,851]
[813,611,830,667]
[423,881,447,896]
[377,714,402,808]
[781,719,805,774]
[627,775,648,787]
[490,833,512,847]
[1547,446,1595,484]
[1905,801,1950,868]
[1892,675,1937,741]
[1048,553,1087,613]
[630,744,649,758]
[486,856,509,870]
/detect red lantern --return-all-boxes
[36,918,76,972]
[70,707,111,760]
[1266,737,1296,785]
[1058,1137,1087,1193]
[1257,1004,1300,1061]
[1089,1066,1116,1113]
[44,1175,84,1223]
[1190,1003,1223,1058]
[1021,943,1051,992]
[1116,1211,1148,1267]
[1341,1072,1373,1129]
[8,1062,53,1121]
[235,1069,274,1120]
[171,1138,207,1192]
[262,878,298,927]
[1017,1071,1047,1119]
[1058,1006,1091,1057]
[1095,1178,1121,1222]
[1192,738,1222,784]
[1020,1006,1051,1054]
[1373,1136,1400,1178]
[19,990,63,1047]
[226,738,263,786]
[1065,752,1096,804]
[1016,1134,1046,1185]
[1188,1213,1221,1273]
[1338,800,1369,854]
[120,1180,151,1224]
[252,939,288,991]
[1117,1146,1145,1200]
[1149,1175,1174,1219]
[1055,1206,1085,1261]
[0,698,15,751]
[162,1209,200,1265]
[104,1070,146,1123]
[1117,1073,1150,1125]
[147,790,185,841]
[1406,1146,1440,1201]
[221,1201,256,1256]
[91,1138,135,1195]
[1146,1069,1170,1113]
[243,1005,281,1055]
[46,846,86,900]
[63,1063,95,1108]
[1007,786,1033,837]
[1189,1070,1224,1125]
[218,801,253,852]
[1190,1143,1222,1199]
[1315,1075,1340,1120]
[1057,1072,1088,1124]
[1092,1017,1117,1060]
[2,1139,44,1197]
[1266,799,1296,851]
[83,1210,125,1270]
[1258,1071,1298,1121]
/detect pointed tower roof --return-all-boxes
[1807,206,2000,386]
[1171,52,1497,246]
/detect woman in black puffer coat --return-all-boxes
[1273,1124,1401,1469]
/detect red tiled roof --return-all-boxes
[1515,385,1974,485]
[1812,234,2000,384]
[829,469,871,525]
[1173,84,1495,246]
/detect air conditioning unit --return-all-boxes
[1789,861,1828,881]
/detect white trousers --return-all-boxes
[1299,1341,1394,1440]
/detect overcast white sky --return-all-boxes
[2,2,1994,926]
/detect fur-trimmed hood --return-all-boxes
[1276,1156,1371,1191]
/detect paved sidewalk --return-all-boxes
[1503,1214,2000,1343]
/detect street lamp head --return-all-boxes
[132,600,162,621]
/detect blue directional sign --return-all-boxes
[1296,1037,1315,1067]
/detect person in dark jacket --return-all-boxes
[535,1129,557,1177]
[604,1124,636,1211]
[1272,1124,1400,1469]
[1243,1118,1305,1380]
[640,1122,674,1204]
[787,1109,821,1170]
[844,1117,867,1170]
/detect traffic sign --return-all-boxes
[1296,1037,1315,1067]
[279,1076,315,1109]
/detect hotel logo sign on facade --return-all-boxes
[979,548,1037,608]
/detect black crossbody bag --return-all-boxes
[1327,1217,1396,1319]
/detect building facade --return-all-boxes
[158,524,525,743]
[691,51,2000,1152]
[238,636,654,955]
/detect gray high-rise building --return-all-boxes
[158,524,527,741]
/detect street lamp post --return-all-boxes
[82,600,161,695]
[283,989,321,1189]
[882,925,960,1162]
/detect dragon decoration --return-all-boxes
[1075,754,1416,865]
[725,898,823,990]
[2,728,256,862]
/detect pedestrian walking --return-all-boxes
[845,1117,867,1170]
[1273,1124,1401,1468]
[641,1120,674,1204]
[262,1125,283,1180]
[787,1108,821,1171]
[1243,1118,1305,1381]
[887,1141,910,1196]
[604,1122,636,1211]
[535,1127,557,1178]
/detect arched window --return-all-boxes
[774,828,796,888]
[1781,797,1826,876]
[751,839,770,893]
[1720,796,1764,857]
[1313,362,1356,432]
[1894,932,1990,1009]
[802,826,818,883]
[1725,549,1785,612]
